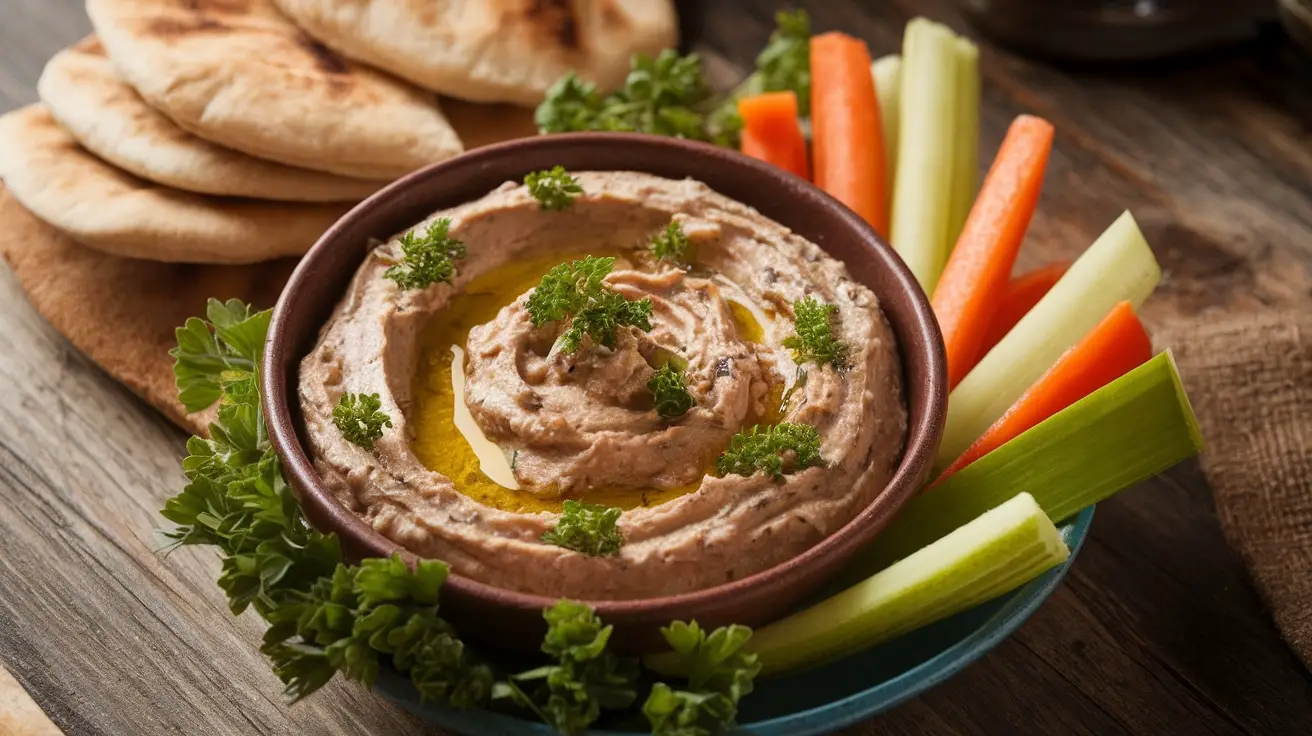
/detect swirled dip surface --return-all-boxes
[299,172,906,600]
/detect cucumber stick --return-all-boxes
[644,493,1069,677]
[871,53,901,205]
[937,210,1161,469]
[851,351,1202,577]
[947,37,980,247]
[890,18,960,293]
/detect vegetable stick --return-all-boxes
[870,54,901,207]
[851,351,1202,575]
[977,262,1070,359]
[810,32,887,235]
[682,493,1067,676]
[737,91,810,179]
[890,18,960,293]
[936,210,1161,469]
[947,37,981,248]
[932,114,1055,388]
[936,300,1153,483]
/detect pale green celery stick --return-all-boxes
[847,351,1202,578]
[644,493,1069,677]
[937,210,1161,467]
[947,37,980,249]
[870,54,901,209]
[890,18,959,294]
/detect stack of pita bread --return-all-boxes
[0,0,676,431]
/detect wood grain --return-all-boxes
[1,0,1311,734]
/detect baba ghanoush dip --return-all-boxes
[299,170,906,600]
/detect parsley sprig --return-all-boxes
[650,220,691,264]
[384,218,467,290]
[536,50,739,146]
[161,299,490,706]
[526,166,583,211]
[648,362,695,419]
[782,296,848,368]
[542,500,625,557]
[332,392,392,450]
[526,256,654,354]
[643,621,761,736]
[496,601,640,735]
[715,422,825,482]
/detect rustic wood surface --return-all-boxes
[2,0,1312,734]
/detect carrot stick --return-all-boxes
[977,262,1070,360]
[810,32,887,235]
[931,114,1055,388]
[738,91,809,179]
[934,301,1153,483]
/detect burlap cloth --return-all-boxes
[1157,311,1312,671]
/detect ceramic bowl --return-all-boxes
[262,132,948,652]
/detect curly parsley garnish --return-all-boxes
[542,500,624,557]
[525,166,583,211]
[648,362,694,419]
[715,422,825,482]
[161,299,492,706]
[782,296,848,368]
[383,218,466,290]
[332,391,392,450]
[536,50,738,146]
[496,600,639,735]
[650,220,691,264]
[527,256,653,354]
[644,621,761,736]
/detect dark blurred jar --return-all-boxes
[959,0,1277,62]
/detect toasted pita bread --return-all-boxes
[0,186,293,435]
[0,105,350,264]
[270,0,677,105]
[38,37,384,203]
[86,0,463,179]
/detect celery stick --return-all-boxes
[947,37,980,248]
[871,53,901,207]
[890,18,960,294]
[850,351,1202,576]
[644,494,1069,677]
[745,493,1066,676]
[937,211,1161,468]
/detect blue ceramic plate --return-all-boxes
[377,507,1093,736]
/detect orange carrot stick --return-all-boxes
[738,91,810,179]
[931,114,1055,388]
[976,261,1070,360]
[810,32,887,235]
[934,301,1153,483]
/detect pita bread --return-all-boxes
[38,37,384,203]
[86,0,463,179]
[0,105,350,264]
[270,0,677,105]
[0,186,293,435]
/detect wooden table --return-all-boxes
[3,1,1311,734]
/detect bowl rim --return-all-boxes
[262,131,948,624]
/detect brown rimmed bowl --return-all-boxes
[262,132,947,653]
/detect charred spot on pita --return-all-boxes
[297,35,350,76]
[525,0,580,51]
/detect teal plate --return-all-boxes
[376,507,1093,736]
